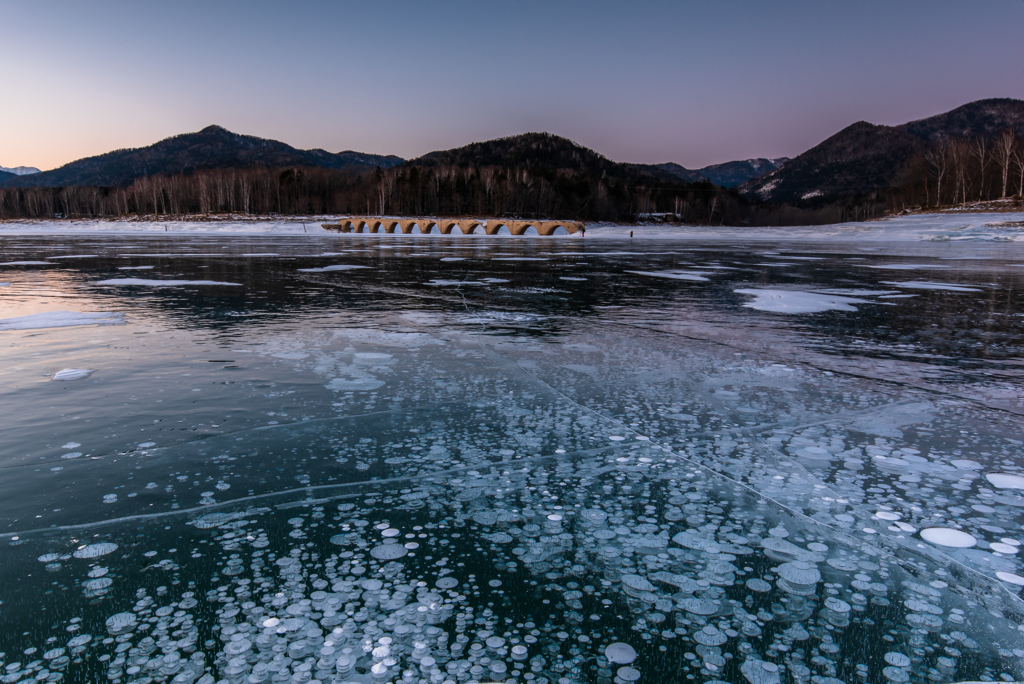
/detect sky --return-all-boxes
[2,1,1022,171]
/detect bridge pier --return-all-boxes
[321,217,583,236]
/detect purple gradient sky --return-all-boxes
[2,1,1022,171]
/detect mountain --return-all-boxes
[408,133,786,188]
[0,165,40,175]
[643,158,789,187]
[0,126,403,188]
[408,132,643,178]
[741,98,1024,205]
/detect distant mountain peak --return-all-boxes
[640,158,789,188]
[0,164,41,176]
[0,127,403,188]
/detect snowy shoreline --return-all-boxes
[0,212,1023,242]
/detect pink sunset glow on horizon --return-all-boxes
[1,1,1021,172]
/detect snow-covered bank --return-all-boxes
[1,212,1023,241]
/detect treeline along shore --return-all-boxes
[0,164,774,226]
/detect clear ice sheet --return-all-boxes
[1,233,1024,684]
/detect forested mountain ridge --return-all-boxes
[1,125,403,189]
[643,158,789,187]
[409,133,786,188]
[741,98,1024,206]
[409,132,650,180]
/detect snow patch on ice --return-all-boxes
[880,281,982,293]
[736,289,874,314]
[296,265,369,273]
[626,270,709,282]
[95,278,242,287]
[865,264,950,270]
[52,368,95,381]
[0,311,124,331]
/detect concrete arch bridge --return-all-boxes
[321,217,583,236]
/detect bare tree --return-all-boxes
[994,130,1016,198]
[949,139,972,206]
[973,137,987,201]
[1014,146,1024,198]
[924,144,947,206]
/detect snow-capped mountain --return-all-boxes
[0,165,41,175]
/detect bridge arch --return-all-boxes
[323,217,583,236]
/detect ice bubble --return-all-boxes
[67,635,92,648]
[435,577,459,589]
[103,494,118,504]
[826,558,860,572]
[326,378,385,391]
[777,561,821,594]
[883,666,911,682]
[920,528,977,548]
[621,574,656,593]
[679,598,718,615]
[61,452,83,459]
[617,666,642,681]
[61,442,81,449]
[546,514,563,521]
[951,459,983,469]
[741,659,781,684]
[138,441,156,448]
[990,542,1019,554]
[694,625,728,646]
[370,543,408,560]
[52,368,94,381]
[884,652,911,667]
[605,642,637,664]
[875,511,901,521]
[84,577,113,592]
[37,553,67,563]
[996,571,1024,585]
[609,435,626,441]
[73,542,118,559]
[381,528,401,537]
[986,473,1024,489]
[353,352,394,363]
[746,578,772,592]
[105,612,137,635]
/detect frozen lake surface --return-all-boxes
[2,227,1024,684]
